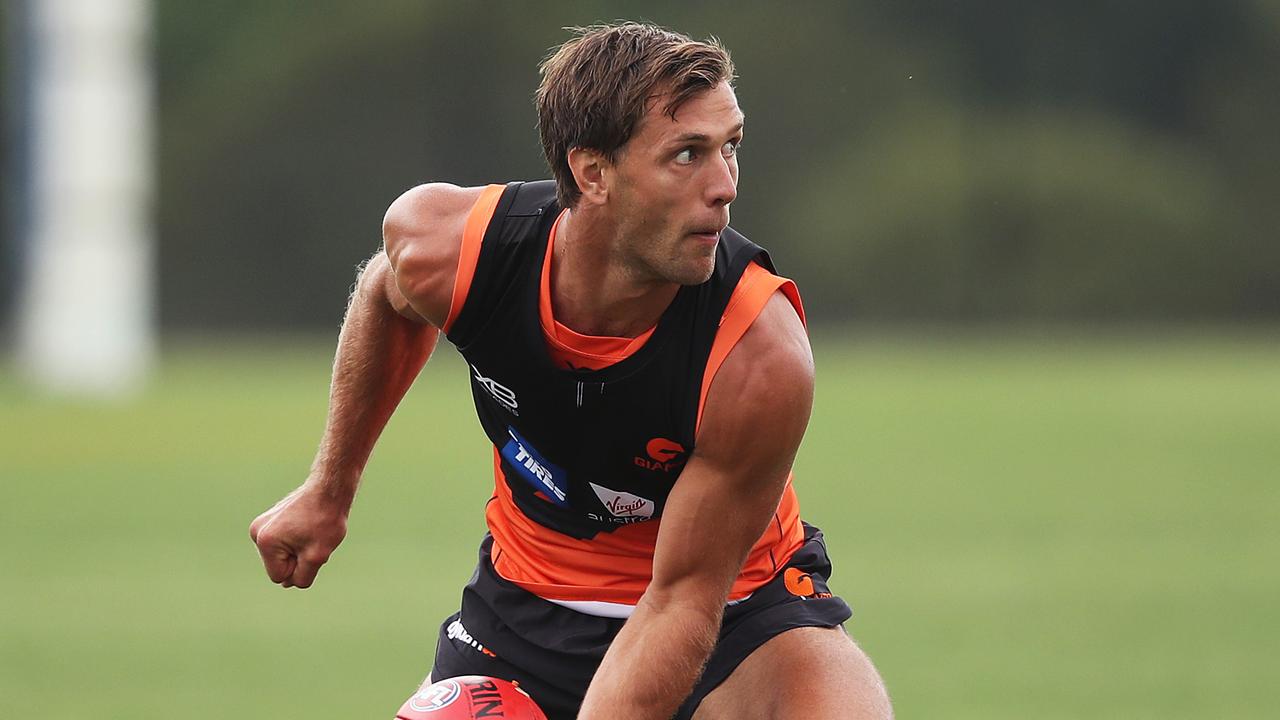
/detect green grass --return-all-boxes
[2,331,1277,718]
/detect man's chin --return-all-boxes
[672,256,717,286]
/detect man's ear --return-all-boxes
[568,147,610,206]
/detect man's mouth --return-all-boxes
[690,226,725,243]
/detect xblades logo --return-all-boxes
[471,365,518,415]
[634,437,686,472]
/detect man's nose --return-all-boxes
[706,154,738,206]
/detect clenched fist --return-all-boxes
[249,485,349,589]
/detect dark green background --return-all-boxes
[3,1,1279,332]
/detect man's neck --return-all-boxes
[550,208,680,338]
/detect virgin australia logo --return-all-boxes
[589,483,655,519]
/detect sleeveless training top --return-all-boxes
[442,180,806,616]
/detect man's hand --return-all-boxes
[244,184,476,591]
[249,484,349,589]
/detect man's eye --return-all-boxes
[675,148,696,165]
[723,140,740,157]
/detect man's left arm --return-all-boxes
[578,291,814,720]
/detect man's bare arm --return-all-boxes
[248,183,481,589]
[578,292,814,719]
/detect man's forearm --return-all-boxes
[578,593,723,720]
[307,254,438,505]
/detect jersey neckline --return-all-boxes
[528,208,694,382]
[538,209,658,371]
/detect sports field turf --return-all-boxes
[2,331,1277,718]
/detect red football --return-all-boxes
[395,675,548,720]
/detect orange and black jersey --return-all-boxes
[443,180,805,609]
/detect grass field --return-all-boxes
[2,331,1278,718]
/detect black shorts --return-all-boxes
[429,522,852,720]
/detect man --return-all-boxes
[250,22,892,720]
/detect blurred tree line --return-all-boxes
[4,0,1278,330]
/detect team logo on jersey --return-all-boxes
[501,427,569,507]
[408,679,462,712]
[635,437,687,472]
[784,567,833,600]
[589,483,655,521]
[471,364,519,415]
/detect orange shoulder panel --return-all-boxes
[442,184,505,335]
[697,261,806,434]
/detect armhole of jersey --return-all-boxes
[696,262,806,435]
[442,184,505,335]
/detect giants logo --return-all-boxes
[784,567,833,600]
[634,438,686,472]
[471,365,519,415]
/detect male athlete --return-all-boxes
[250,23,892,720]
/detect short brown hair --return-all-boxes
[536,23,735,208]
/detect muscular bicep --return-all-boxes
[381,182,484,328]
[648,292,814,609]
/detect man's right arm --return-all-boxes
[248,183,483,589]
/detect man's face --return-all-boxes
[607,81,743,286]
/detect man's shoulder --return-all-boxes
[380,183,495,328]
[382,182,490,246]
